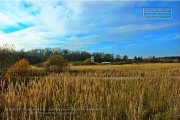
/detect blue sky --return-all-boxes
[0,0,179,58]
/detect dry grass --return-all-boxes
[71,63,180,70]
[0,63,180,120]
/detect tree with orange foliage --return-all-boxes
[44,55,70,72]
[84,58,92,65]
[6,58,32,83]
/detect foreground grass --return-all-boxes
[0,63,180,120]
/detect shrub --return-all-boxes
[84,58,92,65]
[44,55,70,72]
[6,59,32,83]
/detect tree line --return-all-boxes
[0,44,179,70]
[18,48,180,64]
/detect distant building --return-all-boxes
[91,56,94,63]
[102,62,111,64]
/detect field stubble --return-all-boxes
[0,63,180,120]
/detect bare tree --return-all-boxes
[0,44,17,79]
[122,55,129,62]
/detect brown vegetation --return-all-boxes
[84,58,92,65]
[0,63,179,119]
[43,55,70,72]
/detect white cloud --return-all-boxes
[0,1,84,49]
[0,31,4,35]
[0,13,16,27]
[116,23,175,33]
[0,0,178,52]
[155,33,180,42]
[175,33,180,39]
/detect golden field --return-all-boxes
[0,63,180,120]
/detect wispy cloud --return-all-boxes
[154,33,180,42]
[116,23,175,32]
[0,1,179,58]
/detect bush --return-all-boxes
[44,55,70,72]
[84,58,92,65]
[6,59,32,83]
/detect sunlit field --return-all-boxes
[0,63,180,120]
